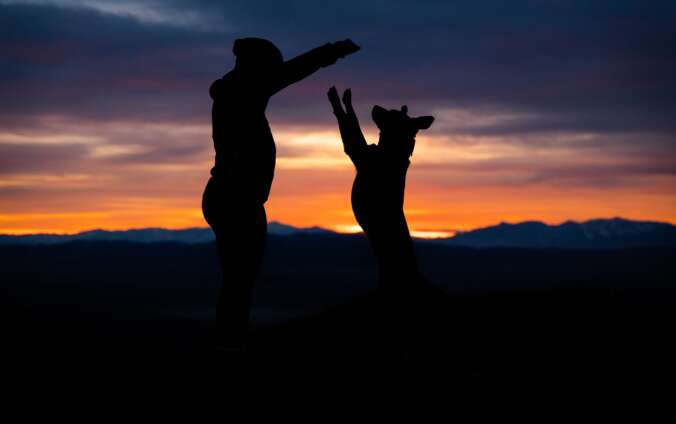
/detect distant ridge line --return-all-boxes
[1,218,675,248]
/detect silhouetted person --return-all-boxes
[327,87,434,288]
[203,39,360,350]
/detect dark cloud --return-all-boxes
[1,0,675,139]
[98,142,207,164]
[233,0,676,138]
[413,147,676,188]
[0,3,227,123]
[0,142,89,174]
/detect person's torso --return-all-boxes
[210,71,277,203]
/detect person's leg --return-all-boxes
[203,178,268,348]
[213,202,267,348]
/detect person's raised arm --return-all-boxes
[270,40,360,95]
[328,86,367,160]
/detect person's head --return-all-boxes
[372,105,434,157]
[232,38,283,74]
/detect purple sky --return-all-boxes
[1,0,675,234]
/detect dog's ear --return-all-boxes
[371,105,388,130]
[412,116,434,130]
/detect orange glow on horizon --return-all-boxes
[2,185,675,236]
[1,122,675,236]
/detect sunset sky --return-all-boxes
[1,0,675,236]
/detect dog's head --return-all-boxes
[372,105,434,157]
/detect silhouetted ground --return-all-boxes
[2,240,675,422]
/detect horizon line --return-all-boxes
[1,216,673,238]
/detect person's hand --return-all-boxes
[333,39,360,58]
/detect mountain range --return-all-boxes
[0,221,332,246]
[440,218,676,249]
[1,218,675,249]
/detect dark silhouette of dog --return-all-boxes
[327,87,434,288]
[203,39,359,349]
